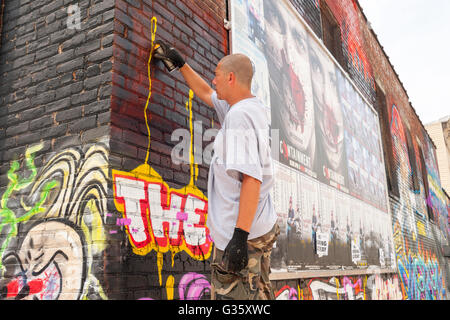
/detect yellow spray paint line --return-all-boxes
[335,277,340,300]
[166,275,175,300]
[363,276,367,300]
[144,17,158,165]
[186,89,199,186]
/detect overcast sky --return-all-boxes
[358,0,450,125]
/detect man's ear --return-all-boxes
[228,72,235,84]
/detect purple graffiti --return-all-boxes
[116,218,131,226]
[178,272,211,300]
[342,277,363,300]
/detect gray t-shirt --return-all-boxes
[207,91,277,250]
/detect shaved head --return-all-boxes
[218,54,254,88]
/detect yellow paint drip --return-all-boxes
[157,251,164,286]
[335,277,340,300]
[144,17,158,165]
[166,275,175,300]
[185,89,199,187]
[363,276,367,300]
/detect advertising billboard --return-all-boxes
[230,0,394,271]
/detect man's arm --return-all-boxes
[235,174,261,232]
[179,64,214,108]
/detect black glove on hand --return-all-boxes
[153,40,185,70]
[222,228,249,273]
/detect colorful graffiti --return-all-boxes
[392,203,447,301]
[423,133,449,242]
[139,272,211,300]
[0,144,58,272]
[389,104,448,300]
[307,277,364,300]
[275,274,402,300]
[366,273,403,300]
[397,247,446,300]
[0,143,109,300]
[275,285,298,300]
[112,163,211,281]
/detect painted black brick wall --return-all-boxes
[0,0,115,300]
[108,0,227,300]
[0,0,115,236]
[0,0,113,172]
[289,0,322,39]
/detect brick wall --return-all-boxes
[426,119,450,194]
[289,0,322,38]
[109,0,227,300]
[0,0,4,46]
[285,0,449,300]
[0,0,113,167]
[0,0,114,300]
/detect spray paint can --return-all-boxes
[153,43,177,73]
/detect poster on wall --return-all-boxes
[317,184,332,264]
[230,0,394,273]
[298,169,321,269]
[270,161,301,272]
[232,0,318,179]
[334,190,351,267]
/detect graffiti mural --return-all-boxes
[0,143,109,300]
[397,246,446,300]
[307,277,364,300]
[275,285,299,300]
[0,144,58,272]
[423,133,449,243]
[274,274,402,300]
[112,162,211,285]
[366,273,403,300]
[139,272,211,300]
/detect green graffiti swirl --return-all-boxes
[0,144,58,272]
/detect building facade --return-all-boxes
[0,0,448,300]
[425,116,450,195]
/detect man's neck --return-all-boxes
[228,92,255,107]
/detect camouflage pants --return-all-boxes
[211,223,280,300]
